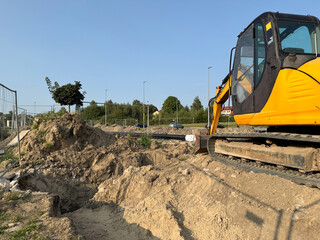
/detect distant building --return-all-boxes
[221,106,233,115]
[153,110,161,116]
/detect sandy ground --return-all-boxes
[1,114,320,239]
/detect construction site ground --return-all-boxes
[0,114,320,239]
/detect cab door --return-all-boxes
[232,24,255,115]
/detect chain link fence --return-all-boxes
[0,83,21,160]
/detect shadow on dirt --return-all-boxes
[67,200,160,240]
[187,162,320,240]
[18,173,160,239]
[18,174,96,214]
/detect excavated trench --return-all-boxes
[18,174,97,214]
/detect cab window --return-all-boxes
[232,24,254,103]
[278,20,320,54]
[254,23,266,87]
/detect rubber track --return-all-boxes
[211,132,320,144]
[208,133,320,188]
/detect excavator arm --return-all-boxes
[195,74,231,153]
[210,75,231,134]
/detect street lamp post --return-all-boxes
[176,100,178,123]
[105,89,108,125]
[143,81,147,127]
[208,66,212,128]
[147,101,150,135]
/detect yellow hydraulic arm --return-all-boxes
[210,77,231,134]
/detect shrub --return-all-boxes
[138,135,151,148]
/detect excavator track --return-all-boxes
[207,132,320,188]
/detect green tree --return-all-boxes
[191,96,203,113]
[162,96,183,114]
[148,104,158,114]
[45,77,86,112]
[194,108,207,123]
[80,104,103,120]
[184,105,190,112]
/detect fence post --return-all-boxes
[14,91,21,163]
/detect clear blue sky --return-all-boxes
[0,0,319,113]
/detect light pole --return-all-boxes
[105,89,108,125]
[176,100,178,123]
[143,81,146,127]
[208,66,212,128]
[147,101,150,135]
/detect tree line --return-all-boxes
[79,96,209,125]
[45,77,234,126]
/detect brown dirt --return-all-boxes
[1,114,320,239]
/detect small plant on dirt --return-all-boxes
[0,210,8,221]
[31,123,39,130]
[43,142,54,151]
[35,111,57,123]
[27,218,38,225]
[9,222,42,239]
[138,134,151,148]
[12,214,24,223]
[126,134,133,140]
[0,225,9,235]
[37,130,46,138]
[5,193,22,201]
[36,130,47,145]
[0,149,17,164]
[179,156,187,161]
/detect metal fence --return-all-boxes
[0,83,21,160]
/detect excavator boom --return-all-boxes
[210,77,231,134]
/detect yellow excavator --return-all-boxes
[202,12,320,175]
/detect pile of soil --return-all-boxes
[2,114,320,239]
[19,114,156,187]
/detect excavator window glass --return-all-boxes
[278,20,320,54]
[254,23,266,87]
[232,24,254,103]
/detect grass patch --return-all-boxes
[0,210,8,221]
[43,142,54,150]
[5,193,22,201]
[0,149,17,164]
[9,223,42,239]
[137,135,151,148]
[12,214,24,223]
[31,123,39,130]
[38,130,46,137]
[0,225,9,235]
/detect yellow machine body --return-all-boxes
[235,58,320,126]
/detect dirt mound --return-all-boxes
[92,154,320,240]
[19,114,155,187]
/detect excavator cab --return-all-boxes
[230,12,320,127]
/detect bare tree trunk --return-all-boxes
[68,105,70,112]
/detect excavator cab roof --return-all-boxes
[238,12,320,57]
